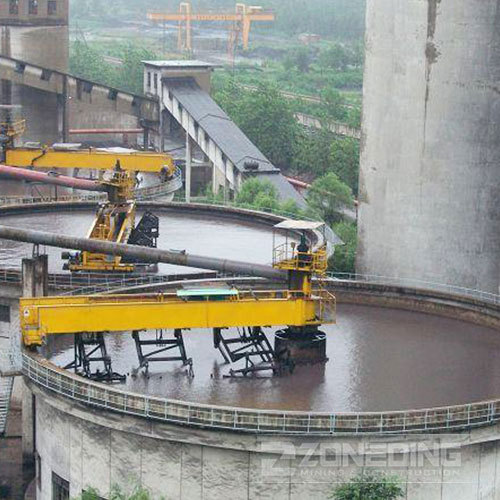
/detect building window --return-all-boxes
[0,304,10,323]
[47,1,57,15]
[147,72,151,88]
[153,73,158,90]
[28,0,38,15]
[52,472,69,500]
[9,0,19,15]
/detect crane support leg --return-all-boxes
[214,327,294,377]
[64,333,126,383]
[132,329,193,375]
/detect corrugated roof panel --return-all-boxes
[166,78,276,173]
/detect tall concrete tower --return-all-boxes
[0,0,69,144]
[357,0,500,293]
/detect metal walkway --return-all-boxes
[0,376,13,435]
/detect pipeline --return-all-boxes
[0,165,107,192]
[0,225,287,281]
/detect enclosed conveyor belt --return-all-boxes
[0,225,287,281]
[0,165,107,192]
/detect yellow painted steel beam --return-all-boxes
[6,148,175,174]
[147,13,274,21]
[20,291,336,346]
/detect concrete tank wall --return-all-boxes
[31,384,500,500]
[357,0,500,293]
[0,24,68,144]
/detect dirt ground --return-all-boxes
[0,409,35,500]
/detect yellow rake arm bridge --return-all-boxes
[20,289,336,347]
[5,147,175,174]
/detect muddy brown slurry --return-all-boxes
[45,304,500,412]
[1,210,499,412]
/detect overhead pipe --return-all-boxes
[284,176,311,189]
[0,226,287,281]
[0,165,107,192]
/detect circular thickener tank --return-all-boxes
[357,0,500,293]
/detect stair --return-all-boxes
[0,376,13,435]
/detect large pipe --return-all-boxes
[0,165,107,192]
[0,225,287,281]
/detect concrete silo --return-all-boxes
[357,0,500,293]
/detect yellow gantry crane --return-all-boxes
[147,2,275,54]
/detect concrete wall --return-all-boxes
[357,0,500,293]
[69,101,140,146]
[32,385,500,500]
[0,24,68,144]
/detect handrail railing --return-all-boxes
[135,167,183,199]
[21,352,500,435]
[0,168,183,207]
[0,193,106,206]
[327,273,500,306]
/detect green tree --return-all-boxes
[283,46,312,73]
[119,43,156,94]
[77,485,154,500]
[346,107,362,129]
[292,129,334,178]
[278,198,301,217]
[319,43,350,71]
[320,88,348,122]
[235,178,280,211]
[70,41,156,94]
[330,138,360,195]
[330,472,404,500]
[306,172,353,224]
[233,178,302,216]
[214,82,298,169]
[329,221,357,274]
[70,41,117,88]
